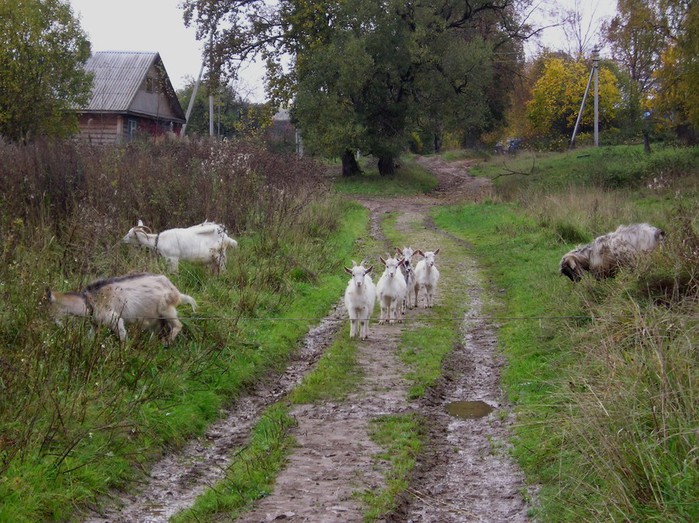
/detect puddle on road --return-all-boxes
[446,400,494,419]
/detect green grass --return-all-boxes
[354,211,474,520]
[332,155,439,196]
[289,326,364,404]
[362,414,424,521]
[159,206,373,521]
[472,143,699,195]
[171,403,296,523]
[432,172,699,523]
[380,212,473,399]
[0,200,370,522]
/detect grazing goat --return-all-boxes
[122,220,238,273]
[396,246,416,313]
[560,223,665,282]
[376,254,407,325]
[414,249,440,308]
[47,273,197,345]
[344,261,376,339]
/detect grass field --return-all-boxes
[0,140,370,522]
[1,140,697,522]
[434,143,699,522]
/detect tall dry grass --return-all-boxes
[0,138,341,486]
[485,148,699,521]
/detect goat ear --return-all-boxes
[416,250,424,257]
[395,247,402,255]
[398,258,405,266]
[434,248,440,255]
[344,267,352,275]
[380,257,386,265]
[366,265,373,274]
[45,288,55,303]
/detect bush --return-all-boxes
[0,137,348,518]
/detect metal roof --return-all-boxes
[82,51,185,121]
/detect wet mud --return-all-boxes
[83,156,535,522]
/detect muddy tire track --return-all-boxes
[83,156,535,522]
[83,306,348,523]
[390,227,532,523]
[239,184,416,522]
[242,158,533,521]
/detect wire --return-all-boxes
[85,314,597,323]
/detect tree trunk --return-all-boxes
[341,149,361,176]
[643,129,651,154]
[377,155,395,176]
[434,132,443,154]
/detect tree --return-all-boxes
[0,0,92,142]
[182,0,532,174]
[177,80,269,138]
[291,0,528,173]
[603,0,663,96]
[652,1,699,138]
[603,0,699,140]
[526,55,621,139]
[558,0,604,60]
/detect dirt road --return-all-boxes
[84,156,534,522]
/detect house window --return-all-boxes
[128,119,138,139]
[145,77,155,93]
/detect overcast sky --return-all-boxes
[68,0,618,104]
[67,0,267,102]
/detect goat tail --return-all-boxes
[223,236,239,249]
[180,293,198,311]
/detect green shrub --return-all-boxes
[0,138,362,521]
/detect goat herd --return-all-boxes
[344,247,440,340]
[45,220,664,345]
[47,220,237,345]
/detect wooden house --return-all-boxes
[77,51,186,144]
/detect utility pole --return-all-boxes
[181,63,205,137]
[570,46,601,149]
[209,93,214,137]
[592,46,600,147]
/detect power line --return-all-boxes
[62,314,598,323]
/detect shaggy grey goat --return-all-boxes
[560,223,665,282]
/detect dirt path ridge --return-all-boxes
[84,156,535,523]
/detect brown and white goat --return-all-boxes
[560,223,665,282]
[47,273,197,344]
[396,246,416,313]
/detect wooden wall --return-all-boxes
[77,114,123,145]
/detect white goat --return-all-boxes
[560,223,665,282]
[122,220,238,273]
[396,246,416,313]
[47,273,197,345]
[414,249,440,308]
[344,261,376,339]
[376,254,407,325]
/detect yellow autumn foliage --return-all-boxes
[527,57,621,138]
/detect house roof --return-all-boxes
[82,51,185,122]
